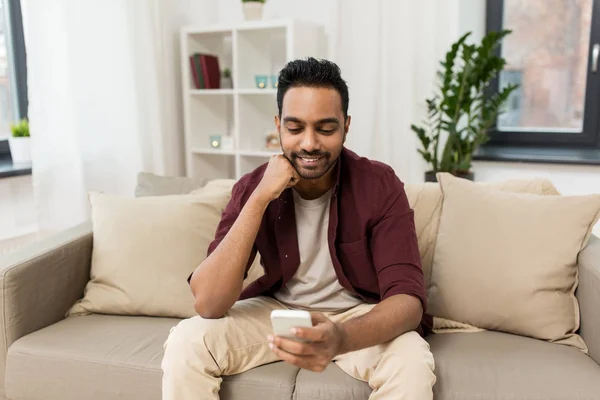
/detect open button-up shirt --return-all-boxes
[207,147,431,335]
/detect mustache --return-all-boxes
[293,151,329,158]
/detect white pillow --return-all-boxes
[428,173,600,352]
[68,180,236,318]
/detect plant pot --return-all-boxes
[425,171,474,183]
[220,76,233,89]
[242,2,264,21]
[8,137,31,164]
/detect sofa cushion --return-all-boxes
[67,180,237,319]
[5,314,301,400]
[6,315,173,400]
[404,177,560,288]
[293,363,371,399]
[135,171,208,197]
[221,362,300,400]
[427,331,600,400]
[429,173,600,351]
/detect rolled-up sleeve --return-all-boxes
[370,169,427,311]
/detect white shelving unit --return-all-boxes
[180,19,326,180]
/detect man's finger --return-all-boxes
[273,336,317,356]
[269,344,326,372]
[293,326,326,342]
[270,344,310,368]
[310,312,328,324]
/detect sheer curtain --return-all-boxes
[330,0,461,183]
[21,0,216,233]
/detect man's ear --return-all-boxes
[343,115,351,142]
[274,115,281,132]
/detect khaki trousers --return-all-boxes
[161,296,435,399]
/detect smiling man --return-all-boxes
[161,57,436,399]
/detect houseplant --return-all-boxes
[221,68,233,89]
[411,30,518,182]
[8,118,31,164]
[242,0,265,21]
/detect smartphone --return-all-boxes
[270,310,313,342]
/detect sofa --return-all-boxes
[1,175,600,400]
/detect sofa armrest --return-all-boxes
[577,234,600,365]
[0,222,92,397]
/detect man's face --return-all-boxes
[275,87,350,180]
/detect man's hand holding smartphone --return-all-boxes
[268,310,348,372]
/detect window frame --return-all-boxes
[0,0,27,157]
[484,0,600,150]
[4,0,27,122]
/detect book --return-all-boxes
[199,54,221,89]
[193,54,206,89]
[189,56,200,89]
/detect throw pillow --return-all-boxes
[404,177,560,288]
[68,180,235,319]
[135,171,208,197]
[428,172,600,352]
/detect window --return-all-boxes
[485,0,600,150]
[0,0,27,140]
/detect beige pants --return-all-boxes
[161,297,435,400]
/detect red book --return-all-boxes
[189,56,200,89]
[200,54,221,89]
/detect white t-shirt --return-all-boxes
[274,188,363,312]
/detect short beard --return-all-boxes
[287,150,335,180]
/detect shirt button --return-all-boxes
[285,254,288,258]
[278,216,281,220]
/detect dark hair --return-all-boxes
[277,57,349,118]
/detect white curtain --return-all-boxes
[330,0,462,183]
[21,0,216,233]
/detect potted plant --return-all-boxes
[221,68,233,89]
[8,118,31,164]
[242,0,265,21]
[411,30,518,182]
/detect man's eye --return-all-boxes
[319,129,335,134]
[288,128,302,133]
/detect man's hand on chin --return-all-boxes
[267,312,347,372]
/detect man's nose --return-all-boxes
[300,129,319,152]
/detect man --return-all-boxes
[162,57,436,399]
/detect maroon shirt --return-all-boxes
[207,147,432,335]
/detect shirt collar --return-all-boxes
[331,147,344,196]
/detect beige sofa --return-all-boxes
[0,222,599,399]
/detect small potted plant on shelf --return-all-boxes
[221,68,233,89]
[411,30,518,182]
[242,0,265,21]
[8,118,31,164]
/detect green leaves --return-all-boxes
[10,119,29,138]
[412,30,517,174]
